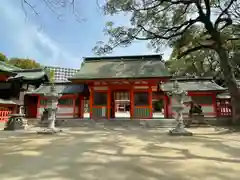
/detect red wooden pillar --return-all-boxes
[148,86,153,118]
[89,86,93,119]
[73,95,76,118]
[37,95,40,118]
[164,94,169,118]
[168,96,172,118]
[107,88,111,120]
[130,86,134,119]
[79,96,84,118]
[212,93,217,117]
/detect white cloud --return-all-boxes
[0,1,78,67]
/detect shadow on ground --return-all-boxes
[0,127,239,180]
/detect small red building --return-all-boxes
[161,77,227,118]
[0,61,49,121]
[25,82,89,119]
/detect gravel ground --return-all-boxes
[0,127,239,180]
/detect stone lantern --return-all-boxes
[167,80,193,136]
[38,83,62,134]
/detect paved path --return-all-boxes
[0,127,240,180]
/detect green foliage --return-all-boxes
[49,70,55,82]
[167,25,240,79]
[8,58,41,69]
[154,100,163,112]
[0,53,8,62]
[189,104,203,115]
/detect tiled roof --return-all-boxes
[0,61,21,73]
[70,55,171,80]
[0,61,49,82]
[27,82,87,95]
[0,98,17,105]
[217,80,240,99]
[161,78,226,92]
[8,68,49,82]
[217,93,231,99]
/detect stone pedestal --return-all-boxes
[169,127,193,136]
[37,128,62,135]
[4,114,25,131]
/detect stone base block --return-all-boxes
[37,128,62,135]
[169,128,193,136]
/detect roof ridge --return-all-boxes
[84,54,163,62]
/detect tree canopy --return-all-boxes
[8,58,41,69]
[166,24,240,85]
[0,53,7,62]
[94,0,239,55]
[48,70,55,82]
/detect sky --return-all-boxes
[0,0,171,68]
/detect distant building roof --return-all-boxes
[26,82,88,95]
[161,77,226,92]
[8,68,49,82]
[70,54,171,80]
[45,66,80,82]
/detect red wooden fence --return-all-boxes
[216,99,232,117]
[0,107,12,122]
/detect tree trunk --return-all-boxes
[215,45,240,124]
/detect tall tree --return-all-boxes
[8,58,41,69]
[94,0,240,124]
[167,25,240,84]
[0,53,8,62]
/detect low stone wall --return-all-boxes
[27,118,177,128]
[26,116,232,128]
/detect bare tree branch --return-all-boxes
[214,0,235,29]
[21,0,84,22]
[21,0,39,16]
[138,16,200,40]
